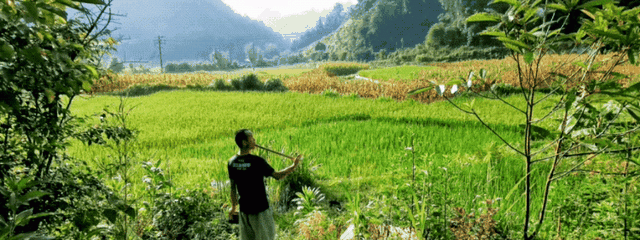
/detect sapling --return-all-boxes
[410,1,640,239]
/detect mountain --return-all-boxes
[296,0,444,61]
[102,0,287,63]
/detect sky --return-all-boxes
[220,0,358,34]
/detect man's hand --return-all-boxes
[228,205,238,219]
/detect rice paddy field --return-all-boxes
[69,56,640,239]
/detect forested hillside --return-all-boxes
[290,0,511,62]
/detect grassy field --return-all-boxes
[70,56,640,239]
[65,88,626,239]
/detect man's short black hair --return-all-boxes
[235,129,252,149]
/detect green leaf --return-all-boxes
[84,64,98,78]
[627,108,640,122]
[629,48,637,65]
[37,3,68,19]
[0,41,15,60]
[54,0,85,12]
[45,89,55,103]
[408,86,434,96]
[82,80,92,92]
[22,1,40,20]
[479,69,487,79]
[590,29,625,40]
[17,191,49,203]
[493,0,520,7]
[497,37,531,49]
[481,31,506,38]
[467,13,501,23]
[15,177,34,192]
[9,232,38,240]
[103,209,117,224]
[15,209,33,227]
[447,79,463,86]
[124,206,137,219]
[73,0,106,4]
[524,51,534,64]
[572,61,588,69]
[547,3,569,12]
[565,91,577,111]
[625,81,640,93]
[577,0,613,9]
[504,43,523,53]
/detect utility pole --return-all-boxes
[158,36,164,73]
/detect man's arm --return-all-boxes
[272,155,302,180]
[229,179,238,218]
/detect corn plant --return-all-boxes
[411,0,640,239]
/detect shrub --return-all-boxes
[149,190,235,239]
[322,63,370,76]
[240,73,264,91]
[212,79,231,91]
[115,84,175,97]
[230,78,242,90]
[264,78,288,92]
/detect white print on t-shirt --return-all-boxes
[232,162,251,170]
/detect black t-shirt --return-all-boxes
[228,154,275,214]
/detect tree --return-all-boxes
[412,1,640,239]
[0,0,132,238]
[108,57,124,73]
[315,42,327,52]
[245,43,258,70]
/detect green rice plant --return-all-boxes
[358,65,439,82]
[321,88,340,98]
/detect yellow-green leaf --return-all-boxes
[82,80,92,92]
[71,43,84,51]
[467,13,501,23]
[493,0,520,7]
[481,31,507,38]
[524,51,534,64]
[547,3,568,12]
[497,37,531,49]
[577,0,613,9]
[408,86,434,96]
[84,65,98,78]
[44,89,55,103]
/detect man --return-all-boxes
[228,129,302,240]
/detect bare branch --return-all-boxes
[534,146,640,163]
[443,97,525,156]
